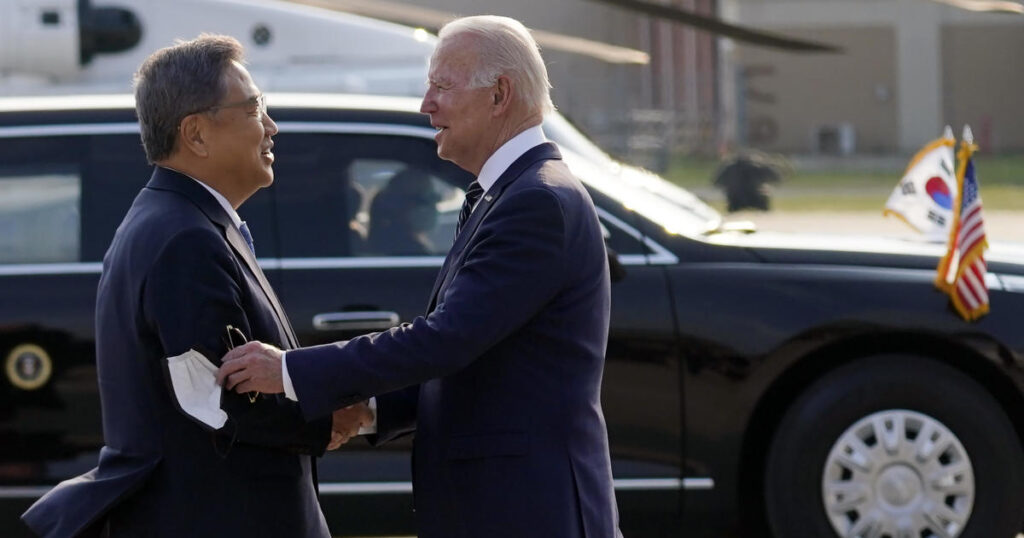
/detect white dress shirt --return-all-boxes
[281,124,548,434]
[474,124,547,200]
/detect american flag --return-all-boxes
[935,136,989,321]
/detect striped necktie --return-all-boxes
[239,221,256,255]
[455,181,484,238]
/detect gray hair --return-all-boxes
[133,34,244,163]
[438,16,554,116]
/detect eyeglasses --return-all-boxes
[225,325,260,404]
[200,94,267,120]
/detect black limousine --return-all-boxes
[1,93,1022,537]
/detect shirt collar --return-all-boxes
[476,124,547,193]
[159,167,244,230]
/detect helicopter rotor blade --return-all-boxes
[287,0,650,64]
[928,0,1023,13]
[590,0,842,52]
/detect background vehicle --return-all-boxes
[2,94,1024,537]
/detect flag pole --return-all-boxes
[935,125,989,321]
[936,130,968,290]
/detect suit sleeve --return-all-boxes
[142,226,330,455]
[366,386,419,446]
[288,186,567,420]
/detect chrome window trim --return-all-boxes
[0,263,104,276]
[319,482,412,495]
[615,477,714,491]
[0,477,713,499]
[276,121,436,138]
[0,123,139,137]
[0,121,437,139]
[595,206,678,266]
[0,486,52,498]
[267,257,444,270]
[0,250,662,275]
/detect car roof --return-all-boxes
[0,92,425,114]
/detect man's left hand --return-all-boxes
[217,340,285,394]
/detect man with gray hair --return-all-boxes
[219,15,622,537]
[22,34,367,537]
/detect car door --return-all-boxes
[265,126,469,534]
[269,129,470,342]
[0,133,99,493]
[586,196,686,535]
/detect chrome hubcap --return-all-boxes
[821,409,974,538]
[876,465,921,509]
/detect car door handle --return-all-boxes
[312,311,401,332]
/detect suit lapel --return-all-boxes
[224,225,299,348]
[426,143,561,313]
[146,168,298,348]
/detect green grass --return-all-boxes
[766,185,1024,212]
[663,154,1024,212]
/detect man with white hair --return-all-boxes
[218,15,622,537]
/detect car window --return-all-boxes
[0,170,80,264]
[352,159,462,257]
[599,215,652,256]
[273,132,471,258]
[80,134,155,261]
[543,114,613,166]
[0,137,85,264]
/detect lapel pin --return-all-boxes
[484,194,493,202]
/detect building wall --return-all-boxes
[728,0,1024,153]
[734,26,898,153]
[942,25,1024,153]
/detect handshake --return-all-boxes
[328,402,374,450]
[215,340,373,451]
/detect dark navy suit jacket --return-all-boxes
[287,143,622,538]
[22,167,331,537]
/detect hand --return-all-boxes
[217,341,285,394]
[326,402,375,450]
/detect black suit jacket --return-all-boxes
[287,143,622,538]
[22,167,331,537]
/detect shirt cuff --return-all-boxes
[282,350,298,401]
[358,397,378,435]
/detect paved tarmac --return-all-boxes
[724,209,1024,243]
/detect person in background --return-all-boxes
[367,167,441,255]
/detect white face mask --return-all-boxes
[166,349,228,429]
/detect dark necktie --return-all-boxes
[456,181,484,238]
[239,221,256,255]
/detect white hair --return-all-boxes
[437,15,555,116]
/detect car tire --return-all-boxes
[764,354,1024,538]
